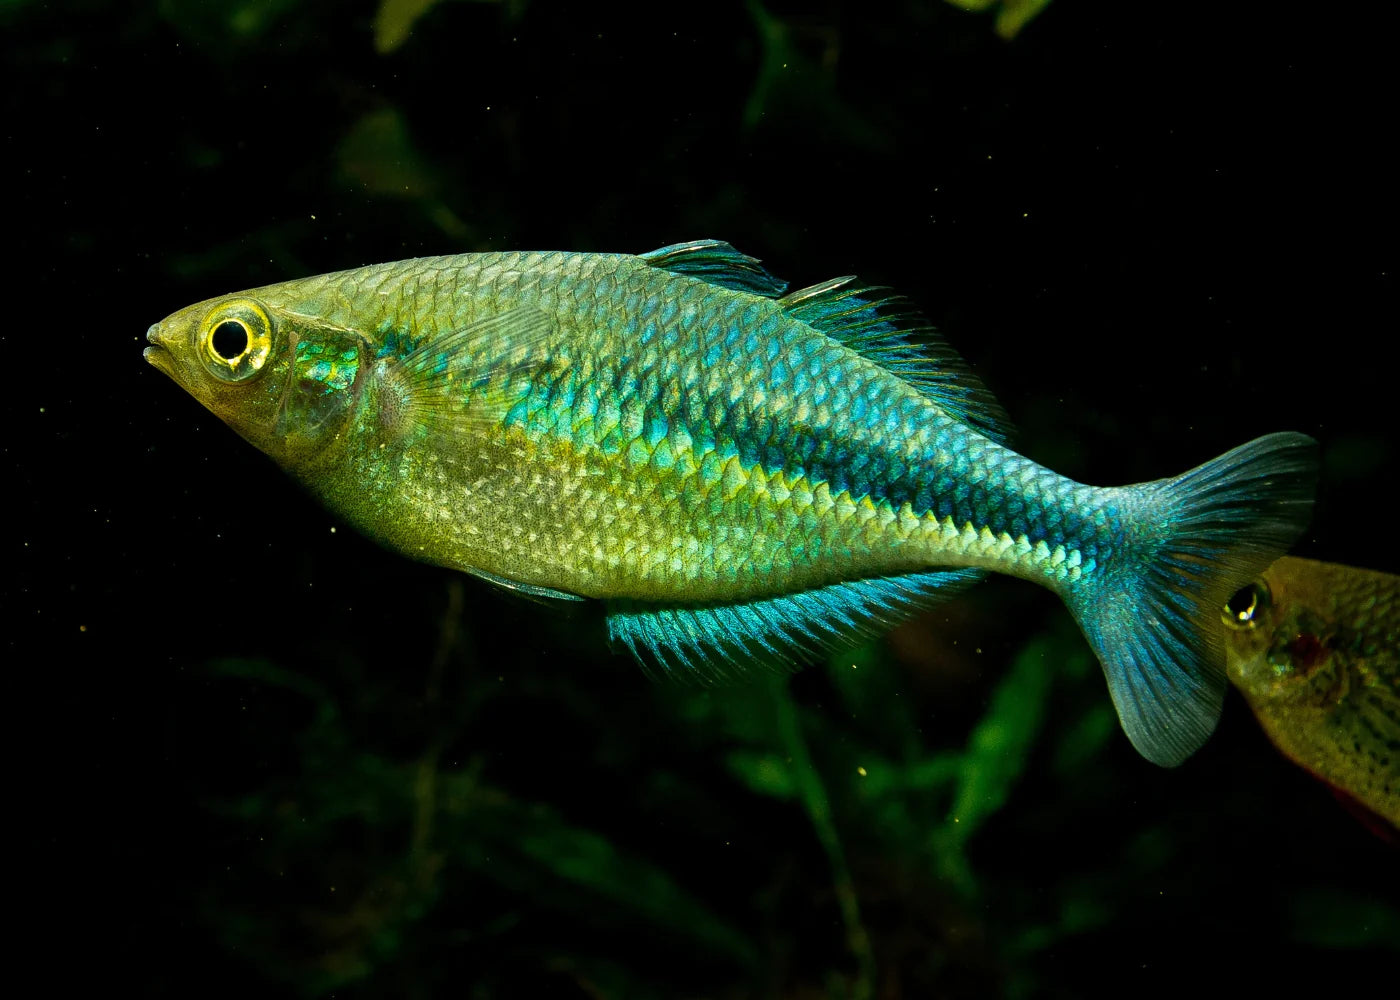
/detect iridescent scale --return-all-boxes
[293,249,1119,604]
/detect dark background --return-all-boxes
[6,1,1397,996]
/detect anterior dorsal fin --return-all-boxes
[641,240,789,297]
[781,277,1013,445]
[606,567,984,681]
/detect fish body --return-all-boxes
[145,240,1316,765]
[1223,557,1399,826]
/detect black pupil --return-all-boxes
[211,320,249,361]
[1225,583,1261,621]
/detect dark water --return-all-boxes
[7,1,1397,996]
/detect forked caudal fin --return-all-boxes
[1070,431,1318,767]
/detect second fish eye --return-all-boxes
[1223,580,1271,629]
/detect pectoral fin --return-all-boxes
[386,305,558,438]
[466,566,587,603]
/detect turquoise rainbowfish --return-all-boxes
[145,240,1317,766]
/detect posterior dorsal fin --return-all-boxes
[641,240,789,297]
[605,567,984,681]
[781,277,1014,445]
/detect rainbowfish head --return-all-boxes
[144,292,360,470]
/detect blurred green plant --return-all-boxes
[374,0,528,54]
[933,637,1053,892]
[375,0,445,52]
[338,109,474,240]
[169,562,1400,998]
[1287,887,1400,951]
[944,0,1053,40]
[742,0,892,150]
[192,580,1090,997]
[200,655,755,994]
[156,0,301,42]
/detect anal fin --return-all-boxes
[606,568,984,680]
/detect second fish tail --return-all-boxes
[1068,431,1319,766]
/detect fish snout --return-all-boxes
[143,322,176,376]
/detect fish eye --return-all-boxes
[210,320,249,362]
[200,299,273,382]
[1222,580,1271,629]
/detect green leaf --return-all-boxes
[338,109,436,199]
[510,807,757,965]
[943,0,1053,40]
[374,0,446,53]
[725,749,797,799]
[945,637,1052,840]
[931,635,1053,893]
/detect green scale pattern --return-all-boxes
[281,249,1115,604]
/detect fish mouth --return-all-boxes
[143,343,174,376]
[144,323,174,376]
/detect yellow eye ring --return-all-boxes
[200,299,273,382]
[1222,579,1271,630]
